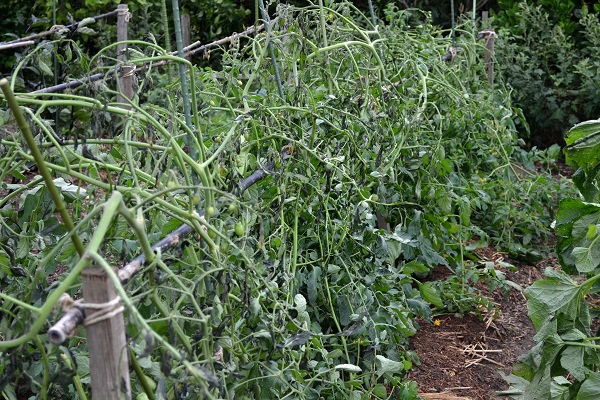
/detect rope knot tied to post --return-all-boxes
[117,6,132,22]
[82,296,124,327]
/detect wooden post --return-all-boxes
[484,33,495,86]
[181,14,191,61]
[117,4,134,107]
[479,12,496,87]
[480,11,498,86]
[82,267,131,400]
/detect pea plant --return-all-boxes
[0,3,570,399]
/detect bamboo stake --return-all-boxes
[4,10,119,45]
[117,4,135,108]
[258,0,285,99]
[181,14,191,61]
[171,0,197,170]
[0,41,35,50]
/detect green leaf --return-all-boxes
[375,355,404,377]
[337,295,351,326]
[307,266,320,305]
[572,246,600,273]
[53,178,87,202]
[418,282,444,308]
[2,383,17,400]
[371,384,387,398]
[402,261,429,275]
[160,218,183,236]
[78,17,96,28]
[560,329,588,341]
[555,199,600,273]
[525,269,582,330]
[577,372,600,400]
[76,26,97,36]
[559,345,586,381]
[38,59,53,77]
[564,119,600,176]
[586,224,597,239]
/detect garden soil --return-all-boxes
[409,248,552,400]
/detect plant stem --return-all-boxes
[129,348,157,400]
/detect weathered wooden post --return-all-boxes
[82,267,131,399]
[117,4,134,106]
[479,12,497,86]
[181,14,191,61]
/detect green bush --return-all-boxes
[492,2,600,147]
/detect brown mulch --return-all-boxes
[409,248,552,400]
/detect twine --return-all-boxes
[122,65,137,77]
[81,297,124,327]
[117,6,132,22]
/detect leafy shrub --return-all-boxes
[492,3,600,147]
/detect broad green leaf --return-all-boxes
[418,282,444,308]
[75,354,90,377]
[560,345,587,381]
[577,372,600,400]
[384,238,403,264]
[371,384,387,398]
[560,329,588,341]
[555,200,600,273]
[578,247,600,273]
[326,349,344,360]
[571,167,600,202]
[586,224,597,239]
[375,355,404,377]
[523,334,566,400]
[497,371,527,397]
[327,264,341,274]
[349,391,362,400]
[402,261,429,275]
[2,383,17,400]
[525,269,581,330]
[564,119,600,175]
[160,218,183,236]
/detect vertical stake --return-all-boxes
[181,14,191,61]
[481,11,496,86]
[117,4,134,108]
[82,267,131,400]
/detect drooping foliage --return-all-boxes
[0,3,571,399]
